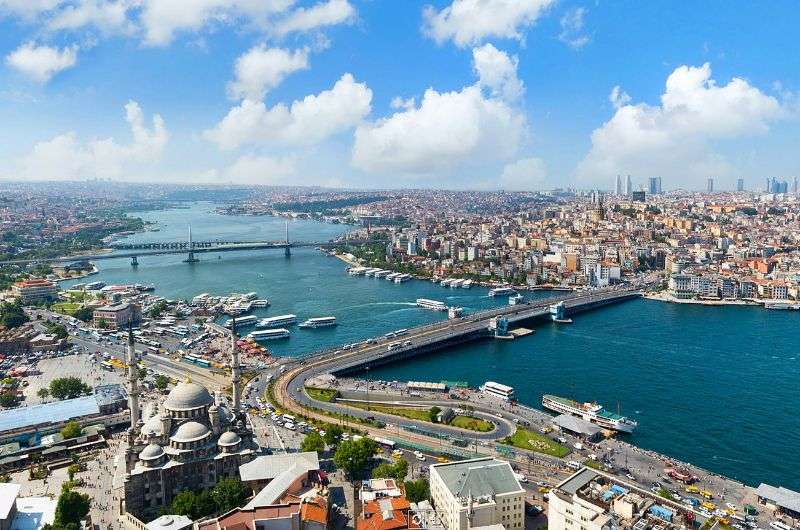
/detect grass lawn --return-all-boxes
[305,387,339,402]
[51,302,82,315]
[344,402,494,432]
[502,427,570,458]
[451,415,493,432]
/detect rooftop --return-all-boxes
[755,483,800,514]
[0,395,99,433]
[431,457,523,500]
[0,483,20,521]
[10,496,57,530]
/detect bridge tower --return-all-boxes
[131,255,138,267]
[284,220,291,258]
[184,224,199,263]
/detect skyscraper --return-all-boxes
[793,176,798,194]
[615,174,623,195]
[648,177,662,195]
[707,177,714,192]
[766,177,772,192]
[737,178,744,192]
[625,175,632,196]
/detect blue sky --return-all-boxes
[0,0,798,191]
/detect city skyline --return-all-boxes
[0,1,798,190]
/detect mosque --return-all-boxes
[119,326,259,519]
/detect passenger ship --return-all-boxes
[248,329,290,341]
[299,316,337,328]
[542,394,638,433]
[488,286,517,297]
[480,381,515,401]
[224,315,258,327]
[416,298,448,311]
[256,314,297,328]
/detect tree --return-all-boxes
[323,425,344,447]
[300,431,326,454]
[333,437,377,478]
[37,388,50,399]
[0,301,28,329]
[53,484,90,528]
[372,459,408,482]
[72,307,94,322]
[0,393,17,408]
[44,321,69,339]
[170,491,196,518]
[49,377,91,400]
[404,479,430,503]
[211,478,247,514]
[60,421,82,440]
[428,406,441,423]
[154,374,170,390]
[67,463,81,482]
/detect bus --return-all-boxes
[371,436,396,449]
[281,414,296,423]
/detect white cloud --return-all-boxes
[46,0,134,34]
[609,85,630,109]
[206,72,372,150]
[273,0,355,37]
[5,42,78,82]
[390,96,415,110]
[351,43,526,177]
[558,7,590,50]
[204,153,297,184]
[228,45,309,101]
[21,100,168,180]
[140,0,293,46]
[422,0,554,48]
[500,157,547,190]
[472,43,523,101]
[576,63,786,188]
[0,0,62,20]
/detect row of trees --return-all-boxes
[49,377,92,400]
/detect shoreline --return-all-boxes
[645,291,763,306]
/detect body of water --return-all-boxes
[64,203,798,490]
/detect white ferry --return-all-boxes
[256,314,297,328]
[542,394,638,433]
[461,279,473,289]
[450,279,465,288]
[394,273,412,283]
[299,316,337,328]
[764,301,799,310]
[224,315,258,327]
[348,267,368,276]
[416,298,448,311]
[364,268,383,277]
[480,381,515,401]
[251,299,270,308]
[489,286,517,297]
[249,329,290,341]
[374,270,391,278]
[509,293,525,305]
[385,273,401,281]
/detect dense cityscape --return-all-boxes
[0,180,799,530]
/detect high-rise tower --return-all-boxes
[625,175,632,196]
[615,175,623,195]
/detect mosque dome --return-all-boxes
[139,443,165,461]
[217,431,241,447]
[164,381,214,411]
[170,421,211,443]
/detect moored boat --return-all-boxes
[542,394,637,433]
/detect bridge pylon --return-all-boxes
[131,256,138,267]
[284,220,291,258]
[183,224,199,263]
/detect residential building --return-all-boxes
[93,303,141,330]
[357,497,419,530]
[429,457,525,530]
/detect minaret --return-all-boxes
[126,325,140,429]
[230,317,241,414]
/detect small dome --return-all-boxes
[171,421,211,443]
[139,443,165,460]
[218,431,241,447]
[141,415,165,437]
[164,381,214,411]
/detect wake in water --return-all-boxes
[340,301,418,310]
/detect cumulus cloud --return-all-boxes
[558,7,590,50]
[576,63,786,188]
[205,72,372,150]
[352,45,526,176]
[500,157,547,190]
[5,41,78,82]
[273,0,355,37]
[46,0,134,34]
[472,43,523,101]
[139,0,293,46]
[422,0,555,48]
[0,0,62,20]
[228,45,309,101]
[21,100,168,180]
[609,85,630,109]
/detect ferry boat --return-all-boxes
[385,273,401,281]
[764,301,799,310]
[249,329,290,341]
[256,314,297,328]
[509,293,525,305]
[224,315,258,327]
[542,394,638,433]
[416,298,448,311]
[448,306,464,319]
[450,279,465,288]
[251,299,271,308]
[348,267,368,276]
[394,273,412,283]
[299,316,337,328]
[374,270,391,278]
[489,286,516,297]
[461,279,473,289]
[480,381,515,401]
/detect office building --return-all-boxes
[615,175,623,195]
[10,278,58,304]
[92,303,141,330]
[706,177,714,192]
[737,178,744,192]
[648,177,661,195]
[429,457,525,530]
[793,176,798,194]
[631,191,646,202]
[624,175,632,196]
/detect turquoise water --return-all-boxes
[64,203,799,490]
